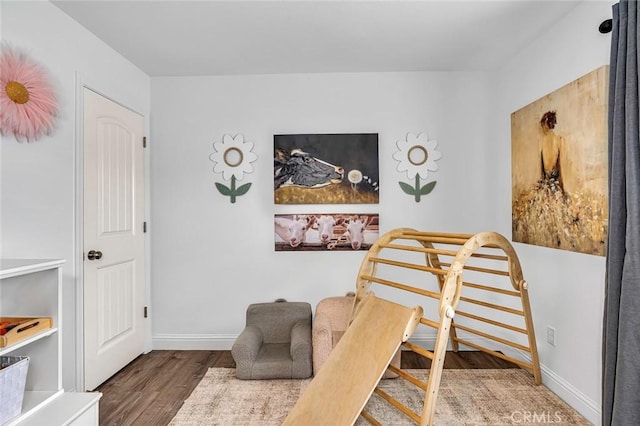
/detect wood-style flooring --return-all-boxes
[96,350,517,426]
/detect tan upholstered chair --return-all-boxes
[232,301,313,380]
[312,295,400,378]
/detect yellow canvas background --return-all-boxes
[511,66,608,255]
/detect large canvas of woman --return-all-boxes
[511,66,608,256]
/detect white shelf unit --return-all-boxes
[1,259,101,426]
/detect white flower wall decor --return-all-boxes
[393,132,442,202]
[209,134,258,203]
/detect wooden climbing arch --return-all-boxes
[285,229,541,426]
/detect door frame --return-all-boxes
[73,73,151,391]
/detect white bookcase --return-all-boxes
[0,259,101,426]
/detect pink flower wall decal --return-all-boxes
[0,44,59,142]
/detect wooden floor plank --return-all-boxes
[96,350,516,425]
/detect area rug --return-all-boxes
[169,368,591,425]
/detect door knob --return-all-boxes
[87,250,103,260]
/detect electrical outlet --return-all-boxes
[546,326,556,346]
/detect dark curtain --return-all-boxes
[602,0,640,425]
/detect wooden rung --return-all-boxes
[378,243,509,262]
[360,274,441,300]
[387,365,429,391]
[456,310,527,334]
[412,246,459,257]
[378,242,458,257]
[425,248,510,262]
[459,296,525,316]
[438,262,510,277]
[402,341,435,360]
[462,281,520,297]
[452,323,531,352]
[425,247,508,262]
[373,387,421,423]
[420,317,440,329]
[368,256,447,276]
[398,230,474,239]
[359,410,383,426]
[453,337,535,371]
[408,235,471,246]
[466,252,509,261]
[398,231,504,250]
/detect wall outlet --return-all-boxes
[546,326,556,346]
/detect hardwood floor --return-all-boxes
[96,350,517,425]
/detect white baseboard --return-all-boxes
[408,335,600,425]
[152,334,235,350]
[511,348,601,426]
[152,333,600,425]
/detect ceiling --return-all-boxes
[52,0,583,77]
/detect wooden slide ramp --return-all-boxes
[283,293,423,426]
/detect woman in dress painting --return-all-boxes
[539,110,564,191]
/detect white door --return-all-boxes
[83,88,146,390]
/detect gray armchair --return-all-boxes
[232,301,313,379]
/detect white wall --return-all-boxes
[150,70,496,346]
[151,2,611,424]
[0,1,151,390]
[494,1,613,424]
[0,0,611,423]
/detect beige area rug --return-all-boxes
[169,368,591,425]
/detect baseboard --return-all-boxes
[152,334,235,350]
[408,335,601,425]
[152,333,600,425]
[511,348,601,426]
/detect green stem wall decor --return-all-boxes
[398,173,437,202]
[215,175,252,204]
